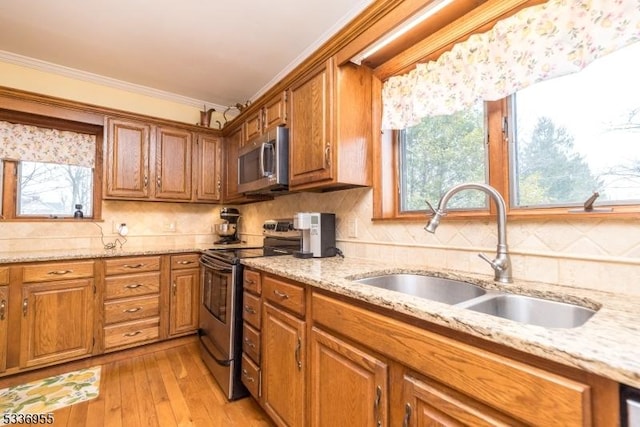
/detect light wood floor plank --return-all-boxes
[3,340,273,427]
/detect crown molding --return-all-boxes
[0,49,227,111]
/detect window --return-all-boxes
[511,42,640,208]
[0,113,102,221]
[400,101,488,211]
[389,42,640,218]
[17,161,93,217]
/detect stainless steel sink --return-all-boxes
[354,274,486,305]
[461,294,596,328]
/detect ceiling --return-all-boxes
[0,0,374,109]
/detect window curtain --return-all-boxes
[0,121,95,168]
[382,0,640,129]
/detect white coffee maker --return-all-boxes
[292,212,336,258]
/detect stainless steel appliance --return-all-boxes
[622,385,640,427]
[198,220,300,401]
[214,207,241,244]
[293,212,337,258]
[237,126,289,194]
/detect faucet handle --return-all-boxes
[425,200,436,215]
[478,253,505,271]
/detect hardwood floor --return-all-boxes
[1,338,274,427]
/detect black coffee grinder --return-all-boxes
[214,207,241,244]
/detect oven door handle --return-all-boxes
[198,329,232,367]
[199,258,233,273]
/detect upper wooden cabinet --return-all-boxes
[243,91,288,146]
[105,117,221,203]
[288,57,373,191]
[105,118,151,199]
[194,134,222,202]
[0,284,7,373]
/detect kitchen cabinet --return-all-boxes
[309,326,388,427]
[105,117,151,199]
[243,91,287,145]
[103,256,161,351]
[312,291,616,427]
[288,57,372,191]
[222,125,246,203]
[261,275,306,427]
[241,268,263,398]
[194,134,222,202]
[0,267,8,372]
[105,117,201,202]
[169,254,200,336]
[20,261,95,369]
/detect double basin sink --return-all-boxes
[354,274,597,329]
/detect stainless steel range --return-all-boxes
[198,220,299,400]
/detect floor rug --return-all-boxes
[0,366,101,418]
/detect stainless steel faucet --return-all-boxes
[424,183,513,283]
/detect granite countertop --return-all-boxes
[0,243,258,264]
[241,255,640,389]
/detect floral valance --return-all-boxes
[382,0,640,129]
[0,121,95,168]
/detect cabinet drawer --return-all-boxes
[22,261,93,283]
[263,274,305,316]
[0,267,8,286]
[171,254,200,270]
[243,269,261,295]
[104,295,159,324]
[104,317,159,349]
[241,353,261,398]
[242,291,261,329]
[243,322,261,363]
[104,272,160,300]
[105,256,160,275]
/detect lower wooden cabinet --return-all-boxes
[310,327,388,427]
[262,302,306,427]
[0,285,8,372]
[169,266,200,336]
[20,278,95,368]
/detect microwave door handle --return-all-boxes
[260,142,267,177]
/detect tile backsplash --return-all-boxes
[239,187,640,296]
[2,188,638,296]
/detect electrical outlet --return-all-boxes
[112,221,128,235]
[347,217,358,238]
[164,222,177,232]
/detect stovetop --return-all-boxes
[204,246,265,264]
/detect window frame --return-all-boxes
[0,111,103,222]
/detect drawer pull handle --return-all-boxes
[294,336,302,370]
[402,403,412,427]
[123,263,144,269]
[48,269,73,275]
[244,337,255,348]
[124,307,142,313]
[125,283,142,289]
[242,369,255,382]
[0,299,6,320]
[273,289,289,299]
[244,305,256,314]
[177,260,195,265]
[124,331,142,337]
[245,279,255,285]
[22,298,28,316]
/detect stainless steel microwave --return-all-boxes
[237,126,289,194]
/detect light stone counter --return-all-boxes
[241,255,640,389]
[0,243,258,264]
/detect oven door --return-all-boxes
[199,255,236,365]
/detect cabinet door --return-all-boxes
[105,118,150,198]
[401,373,525,427]
[194,134,222,202]
[264,91,287,132]
[155,126,193,200]
[262,302,306,427]
[223,126,244,202]
[169,268,200,336]
[243,110,262,145]
[310,327,388,427]
[289,60,333,188]
[20,279,94,368]
[0,286,7,372]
